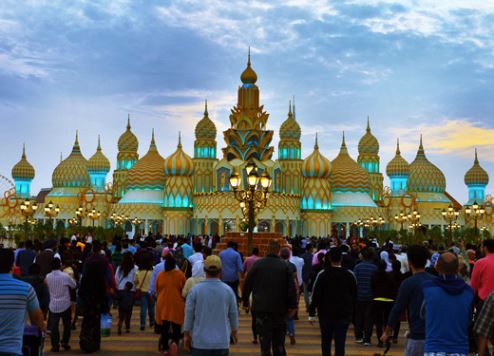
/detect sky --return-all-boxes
[1,0,494,203]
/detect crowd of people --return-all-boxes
[0,231,493,356]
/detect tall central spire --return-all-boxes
[240,47,257,85]
[223,51,273,162]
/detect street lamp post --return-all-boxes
[394,211,409,231]
[88,208,101,228]
[20,199,38,240]
[131,217,142,238]
[465,201,485,239]
[229,161,272,255]
[75,206,85,227]
[408,209,421,237]
[110,213,127,228]
[442,204,460,245]
[44,200,60,228]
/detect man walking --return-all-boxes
[16,240,36,276]
[45,257,77,352]
[382,244,433,355]
[219,241,243,301]
[184,255,238,356]
[243,240,297,356]
[309,247,357,356]
[475,290,494,356]
[422,252,473,355]
[0,248,46,355]
[353,248,377,345]
[471,239,494,308]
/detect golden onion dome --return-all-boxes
[12,144,35,180]
[240,48,257,85]
[126,130,166,190]
[464,148,489,186]
[280,101,301,141]
[302,134,331,178]
[165,133,194,176]
[52,131,91,188]
[358,117,379,155]
[87,136,111,173]
[408,136,446,193]
[386,139,410,177]
[195,100,217,140]
[118,115,139,152]
[331,132,371,192]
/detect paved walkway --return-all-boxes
[45,303,406,355]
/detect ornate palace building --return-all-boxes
[1,55,491,238]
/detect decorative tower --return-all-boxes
[464,148,489,204]
[408,135,446,193]
[193,101,217,193]
[164,132,194,235]
[51,131,90,189]
[11,144,35,198]
[300,134,332,237]
[301,134,331,210]
[113,115,139,199]
[222,48,274,162]
[357,117,383,201]
[278,100,302,194]
[386,139,410,196]
[164,132,194,208]
[87,135,111,192]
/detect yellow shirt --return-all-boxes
[134,269,152,292]
[182,276,205,298]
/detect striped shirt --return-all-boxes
[353,261,377,301]
[0,273,40,355]
[45,270,77,313]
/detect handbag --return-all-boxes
[134,270,148,300]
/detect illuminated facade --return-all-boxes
[1,55,490,238]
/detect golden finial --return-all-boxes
[366,116,370,132]
[288,100,292,115]
[127,114,131,130]
[314,132,319,149]
[178,131,182,148]
[396,138,401,155]
[151,128,155,144]
[204,99,208,116]
[75,129,79,144]
[97,135,101,151]
[475,148,479,164]
[22,143,26,159]
[292,95,296,119]
[240,47,257,84]
[417,134,425,156]
[342,131,346,146]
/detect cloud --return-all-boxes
[385,118,494,160]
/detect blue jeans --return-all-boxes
[140,292,155,328]
[319,319,349,356]
[191,348,229,356]
[287,317,295,336]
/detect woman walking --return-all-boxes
[371,260,398,347]
[134,255,155,330]
[115,252,138,333]
[155,254,186,356]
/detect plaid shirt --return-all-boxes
[474,290,494,342]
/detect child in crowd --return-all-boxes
[116,281,135,335]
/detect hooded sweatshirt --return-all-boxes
[422,275,473,354]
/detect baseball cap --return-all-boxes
[204,255,222,272]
